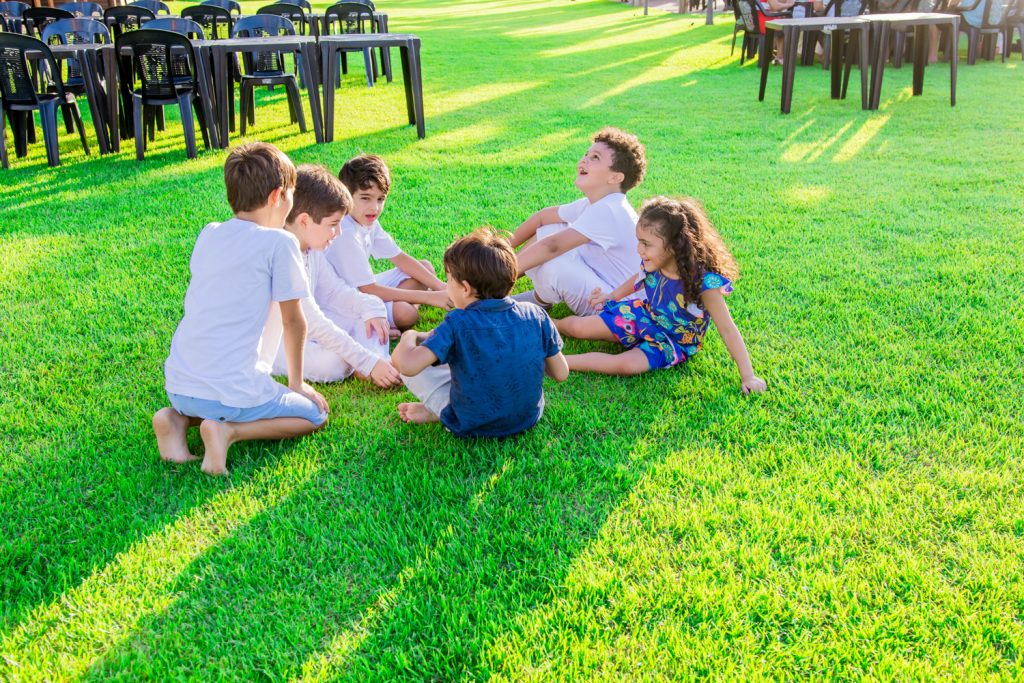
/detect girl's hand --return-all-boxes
[588,287,609,309]
[741,375,767,395]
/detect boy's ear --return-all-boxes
[608,170,625,187]
[267,185,284,207]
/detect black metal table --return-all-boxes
[319,33,424,141]
[28,42,113,154]
[761,16,870,114]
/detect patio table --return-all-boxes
[318,33,424,141]
[863,12,958,108]
[311,11,392,82]
[761,16,870,113]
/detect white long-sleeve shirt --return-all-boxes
[259,250,387,378]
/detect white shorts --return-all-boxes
[525,224,614,316]
[375,267,411,325]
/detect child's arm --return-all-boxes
[590,273,640,309]
[391,330,439,377]
[358,283,452,309]
[544,352,570,382]
[510,206,564,248]
[701,290,767,395]
[279,299,330,411]
[300,296,401,388]
[516,229,591,276]
[390,252,445,291]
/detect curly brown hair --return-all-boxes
[638,196,738,303]
[443,227,517,300]
[592,127,646,192]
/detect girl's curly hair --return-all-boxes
[639,196,738,303]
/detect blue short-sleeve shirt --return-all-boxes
[422,297,563,438]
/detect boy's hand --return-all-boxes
[424,290,453,310]
[368,359,403,388]
[294,382,330,413]
[588,287,610,309]
[365,317,390,344]
[741,375,767,395]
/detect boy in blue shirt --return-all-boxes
[391,228,569,438]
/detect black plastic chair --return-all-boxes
[351,0,375,9]
[129,0,171,16]
[1005,0,1024,60]
[115,28,210,160]
[955,0,1012,63]
[323,2,377,85]
[41,17,109,102]
[0,1,29,33]
[200,0,241,16]
[231,14,305,135]
[56,2,103,18]
[181,4,233,39]
[104,5,155,39]
[23,7,74,38]
[0,32,90,167]
[257,3,310,35]
[147,16,206,38]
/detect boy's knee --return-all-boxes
[393,302,420,329]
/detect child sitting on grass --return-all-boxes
[153,142,329,476]
[555,196,767,394]
[325,154,450,331]
[391,228,569,438]
[263,164,402,388]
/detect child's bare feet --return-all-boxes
[398,402,439,424]
[153,408,198,463]
[199,419,233,476]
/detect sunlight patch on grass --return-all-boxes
[427,82,545,118]
[580,46,707,107]
[780,122,853,163]
[784,184,833,206]
[540,19,692,57]
[0,458,321,681]
[833,115,891,163]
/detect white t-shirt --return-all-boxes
[259,249,387,378]
[324,215,402,287]
[557,193,639,289]
[164,218,310,408]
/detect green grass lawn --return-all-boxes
[2,0,1024,679]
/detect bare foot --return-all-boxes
[398,402,439,424]
[199,419,233,476]
[389,327,402,340]
[153,408,198,463]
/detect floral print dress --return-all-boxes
[598,268,733,370]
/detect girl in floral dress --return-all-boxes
[555,196,767,394]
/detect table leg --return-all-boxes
[300,43,323,144]
[759,27,773,102]
[830,28,843,99]
[321,43,335,143]
[194,45,219,149]
[949,18,957,106]
[869,23,889,110]
[102,44,120,153]
[400,44,414,126]
[213,47,230,148]
[379,15,392,83]
[780,27,799,114]
[912,24,925,95]
[858,25,869,109]
[80,48,109,154]
[410,40,424,138]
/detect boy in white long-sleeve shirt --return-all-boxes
[262,165,402,388]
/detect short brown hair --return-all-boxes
[443,228,517,300]
[287,164,352,224]
[339,154,391,196]
[592,127,646,192]
[223,142,296,213]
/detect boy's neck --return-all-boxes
[236,208,285,229]
[455,295,479,310]
[283,223,310,252]
[583,185,622,204]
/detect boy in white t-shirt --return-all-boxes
[153,143,329,476]
[324,154,450,331]
[510,128,647,316]
[263,164,402,387]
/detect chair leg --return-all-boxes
[732,25,739,55]
[178,93,197,160]
[248,87,255,125]
[284,78,306,133]
[39,102,61,167]
[362,48,374,88]
[194,97,210,150]
[133,94,145,161]
[893,32,905,68]
[0,107,8,170]
[156,106,166,132]
[341,51,348,75]
[61,101,75,134]
[239,80,252,136]
[66,99,90,157]
[26,112,37,145]
[10,111,28,158]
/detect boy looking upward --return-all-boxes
[154,142,328,476]
[392,228,569,438]
[325,154,450,331]
[511,128,646,316]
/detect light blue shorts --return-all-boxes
[168,385,327,427]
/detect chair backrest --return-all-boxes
[200,0,241,15]
[0,32,65,105]
[129,0,170,15]
[104,5,155,37]
[56,2,103,17]
[350,0,375,10]
[42,16,110,43]
[982,0,1010,25]
[116,28,196,98]
[292,0,312,8]
[23,7,74,36]
[147,16,205,38]
[181,4,232,38]
[256,2,307,33]
[232,14,294,74]
[0,1,29,19]
[324,2,374,34]
[733,0,760,32]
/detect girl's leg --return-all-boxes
[566,348,651,376]
[555,314,619,342]
[199,416,322,475]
